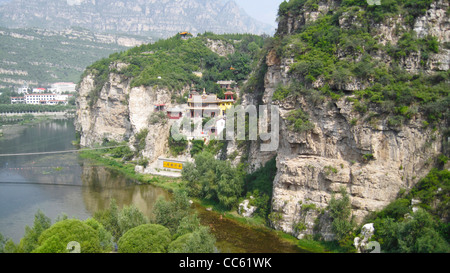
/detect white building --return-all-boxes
[50,82,76,94]
[24,94,56,105]
[32,88,46,93]
[11,97,25,104]
[54,94,73,105]
[17,84,30,95]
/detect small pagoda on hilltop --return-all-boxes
[179,31,193,40]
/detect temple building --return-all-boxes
[187,89,236,118]
[216,80,236,90]
[179,32,193,40]
[218,91,235,115]
[154,104,166,111]
[167,108,184,120]
[188,89,221,118]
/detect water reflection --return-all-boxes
[0,120,169,243]
[195,204,306,253]
[0,119,306,253]
[81,165,170,218]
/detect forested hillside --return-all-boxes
[83,32,266,106]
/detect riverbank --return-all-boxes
[77,147,346,253]
[78,148,184,193]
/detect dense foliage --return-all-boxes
[117,224,172,253]
[32,219,102,253]
[0,104,75,113]
[83,33,266,107]
[0,192,217,253]
[17,210,51,253]
[285,108,315,133]
[93,200,149,242]
[92,192,216,253]
[0,211,114,253]
[168,132,189,156]
[181,151,277,221]
[168,225,216,253]
[327,187,356,251]
[152,191,216,253]
[153,191,192,234]
[182,151,245,209]
[243,157,277,219]
[409,168,450,220]
[363,169,450,253]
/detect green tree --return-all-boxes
[181,162,202,197]
[17,210,51,253]
[84,218,114,252]
[117,204,149,238]
[181,151,244,209]
[375,198,411,220]
[175,214,202,237]
[93,200,149,242]
[117,224,171,253]
[168,226,216,253]
[33,219,102,253]
[396,209,449,253]
[190,139,205,157]
[328,187,355,249]
[216,160,244,209]
[244,157,277,218]
[169,132,188,156]
[0,233,6,253]
[93,199,121,241]
[152,190,191,233]
[409,169,449,219]
[2,239,18,253]
[375,209,450,253]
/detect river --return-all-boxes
[0,119,305,253]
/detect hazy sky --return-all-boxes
[235,0,285,27]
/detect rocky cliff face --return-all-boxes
[247,0,449,239]
[0,0,274,38]
[75,61,185,163]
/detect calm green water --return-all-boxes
[0,119,305,253]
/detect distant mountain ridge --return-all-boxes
[0,0,274,39]
[0,27,147,88]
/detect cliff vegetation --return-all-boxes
[82,32,266,107]
[273,0,449,127]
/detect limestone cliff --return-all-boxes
[75,61,185,164]
[247,0,449,239]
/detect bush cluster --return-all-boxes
[0,193,216,253]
